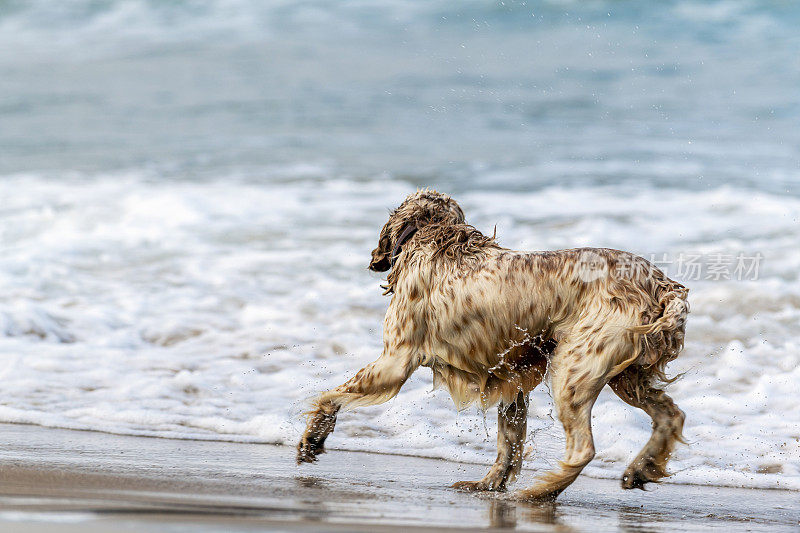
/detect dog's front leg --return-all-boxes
[297,346,421,464]
[296,397,340,464]
[452,390,529,492]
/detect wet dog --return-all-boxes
[297,190,688,501]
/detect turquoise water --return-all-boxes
[1,0,798,194]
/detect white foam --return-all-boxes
[0,171,798,491]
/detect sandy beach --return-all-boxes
[0,423,795,532]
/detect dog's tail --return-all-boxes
[630,289,689,336]
[629,280,689,385]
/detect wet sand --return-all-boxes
[0,424,796,532]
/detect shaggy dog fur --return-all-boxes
[297,190,689,501]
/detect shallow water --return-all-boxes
[1,424,798,532]
[0,0,798,491]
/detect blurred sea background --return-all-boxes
[0,0,798,489]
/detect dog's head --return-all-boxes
[368,190,465,272]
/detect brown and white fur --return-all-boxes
[297,190,688,501]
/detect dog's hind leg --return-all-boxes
[608,366,686,489]
[451,347,549,492]
[517,341,609,502]
[452,390,529,492]
[297,346,420,464]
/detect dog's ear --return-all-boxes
[369,221,392,272]
[389,224,417,267]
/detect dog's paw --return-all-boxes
[621,460,665,490]
[451,479,506,492]
[621,471,649,490]
[515,487,561,503]
[296,438,324,464]
[621,467,661,490]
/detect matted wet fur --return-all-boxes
[297,190,689,501]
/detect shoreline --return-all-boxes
[1,421,795,494]
[0,423,797,531]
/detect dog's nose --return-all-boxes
[369,255,391,272]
